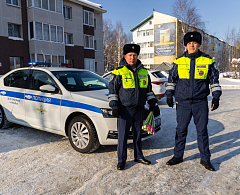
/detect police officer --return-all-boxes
[108,44,160,170]
[165,31,222,171]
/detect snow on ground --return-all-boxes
[0,78,240,194]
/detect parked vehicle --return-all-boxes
[103,69,168,100]
[0,63,161,153]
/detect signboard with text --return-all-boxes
[155,44,175,56]
[154,22,176,56]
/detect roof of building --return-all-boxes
[130,14,153,32]
[69,0,107,13]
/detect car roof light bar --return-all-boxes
[28,62,73,67]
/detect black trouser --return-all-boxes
[117,106,145,163]
[174,99,211,161]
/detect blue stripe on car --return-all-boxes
[0,90,101,114]
[61,100,101,113]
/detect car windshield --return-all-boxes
[151,71,166,78]
[52,71,109,92]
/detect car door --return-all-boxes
[0,69,30,123]
[24,70,62,130]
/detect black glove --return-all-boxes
[211,98,219,111]
[112,109,119,117]
[149,106,160,117]
[167,98,174,108]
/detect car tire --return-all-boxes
[68,115,100,153]
[0,105,11,129]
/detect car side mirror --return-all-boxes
[40,84,56,93]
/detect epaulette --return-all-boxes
[115,66,124,70]
[205,55,212,59]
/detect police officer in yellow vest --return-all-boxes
[165,31,222,171]
[108,44,160,170]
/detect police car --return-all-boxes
[0,63,161,153]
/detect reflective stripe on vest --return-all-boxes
[112,66,148,88]
[175,56,214,79]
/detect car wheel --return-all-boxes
[0,105,10,129]
[68,116,100,153]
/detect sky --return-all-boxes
[94,0,240,42]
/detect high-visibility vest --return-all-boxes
[112,66,148,88]
[174,56,215,79]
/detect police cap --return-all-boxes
[123,44,140,55]
[184,31,202,46]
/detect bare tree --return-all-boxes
[172,0,205,34]
[103,19,132,72]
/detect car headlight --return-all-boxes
[100,108,115,118]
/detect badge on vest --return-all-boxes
[143,80,146,85]
[198,70,204,76]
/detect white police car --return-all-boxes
[0,63,161,153]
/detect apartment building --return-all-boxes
[0,0,106,75]
[131,15,154,69]
[131,11,235,72]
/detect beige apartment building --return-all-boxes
[131,11,238,72]
[0,0,106,75]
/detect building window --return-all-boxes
[49,0,55,11]
[9,57,22,70]
[8,23,21,38]
[28,0,32,6]
[42,0,48,9]
[32,54,64,63]
[52,55,57,63]
[84,34,94,49]
[34,0,41,8]
[51,25,56,42]
[58,56,64,63]
[6,0,19,6]
[56,0,62,13]
[57,26,63,42]
[45,55,51,62]
[64,33,73,44]
[28,0,62,13]
[84,58,95,72]
[94,19,96,29]
[63,6,72,19]
[43,24,50,41]
[29,22,64,43]
[137,29,153,37]
[83,10,94,26]
[35,22,43,40]
[94,40,97,50]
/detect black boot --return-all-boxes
[134,158,151,165]
[166,156,183,165]
[200,160,215,171]
[117,162,126,170]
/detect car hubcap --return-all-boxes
[71,122,89,149]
